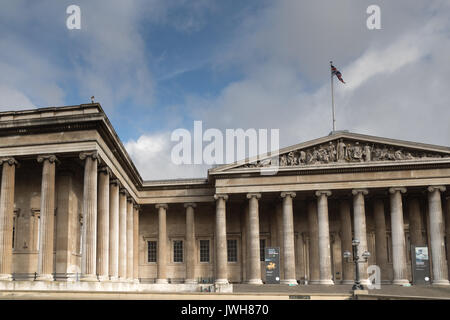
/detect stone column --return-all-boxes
[36,155,57,281]
[109,179,120,281]
[275,203,284,279]
[307,201,320,284]
[389,187,409,285]
[315,190,334,285]
[280,192,297,285]
[247,193,263,285]
[156,203,168,284]
[427,186,449,285]
[0,158,17,281]
[373,198,390,283]
[80,152,98,282]
[408,197,425,246]
[133,204,140,283]
[445,196,450,282]
[339,200,354,284]
[184,203,197,284]
[96,166,110,281]
[352,189,369,284]
[302,233,310,281]
[214,194,228,285]
[118,188,128,281]
[126,198,134,281]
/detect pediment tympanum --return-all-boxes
[241,138,450,169]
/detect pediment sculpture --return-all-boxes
[243,139,448,168]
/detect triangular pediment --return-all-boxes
[209,131,450,174]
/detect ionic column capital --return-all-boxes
[79,151,99,161]
[98,166,112,177]
[315,190,332,197]
[0,157,18,166]
[214,194,229,201]
[246,193,261,200]
[37,154,59,164]
[389,187,407,194]
[133,203,141,211]
[184,202,197,209]
[427,185,446,193]
[110,178,121,187]
[119,187,129,197]
[281,191,296,199]
[352,188,369,196]
[155,203,168,210]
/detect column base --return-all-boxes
[0,274,13,281]
[280,279,298,285]
[35,274,54,281]
[247,279,263,285]
[341,280,354,285]
[109,276,119,282]
[184,279,198,284]
[392,279,410,285]
[318,279,334,285]
[133,279,140,284]
[214,279,229,285]
[156,278,168,284]
[98,275,110,282]
[80,274,99,282]
[432,280,450,286]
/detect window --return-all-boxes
[227,239,238,262]
[260,239,266,262]
[173,240,183,263]
[199,240,210,263]
[148,241,157,262]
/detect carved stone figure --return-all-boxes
[404,152,414,160]
[299,151,307,164]
[394,150,404,160]
[353,142,363,162]
[337,139,346,161]
[280,154,287,166]
[363,144,372,162]
[287,152,297,166]
[328,142,337,162]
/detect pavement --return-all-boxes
[234,284,450,300]
[0,284,449,300]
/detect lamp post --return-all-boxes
[343,239,371,290]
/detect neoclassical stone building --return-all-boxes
[0,103,449,292]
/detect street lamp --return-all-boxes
[343,238,370,290]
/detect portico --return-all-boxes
[0,103,449,292]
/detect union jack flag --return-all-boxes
[331,64,345,84]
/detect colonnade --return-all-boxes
[0,154,140,282]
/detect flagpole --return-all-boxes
[330,61,336,132]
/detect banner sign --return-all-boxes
[411,246,431,285]
[265,247,280,284]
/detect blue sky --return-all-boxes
[1,1,449,179]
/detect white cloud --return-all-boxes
[0,85,34,111]
[125,132,210,180]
